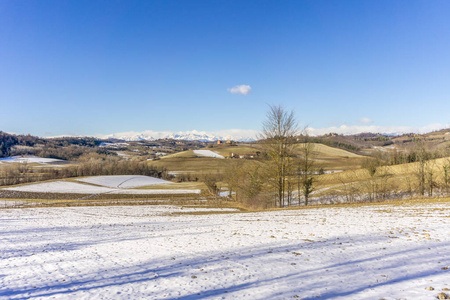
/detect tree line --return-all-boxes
[0,131,106,160]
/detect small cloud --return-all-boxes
[227,84,252,95]
[359,117,374,124]
[306,123,447,136]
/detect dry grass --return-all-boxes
[4,144,449,211]
[261,196,450,212]
[303,156,450,207]
[160,150,196,159]
[133,181,207,190]
[0,197,215,209]
[293,143,368,171]
[315,156,450,188]
[149,156,231,174]
[212,146,261,157]
[161,146,262,159]
[295,143,364,158]
[150,143,369,176]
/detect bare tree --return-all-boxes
[297,133,316,206]
[414,139,429,196]
[443,158,450,196]
[260,105,298,207]
[202,173,223,199]
[404,175,415,199]
[238,162,268,208]
[361,157,382,201]
[338,172,362,203]
[223,159,244,201]
[426,159,437,197]
[440,147,450,196]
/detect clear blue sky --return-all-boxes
[1,0,449,136]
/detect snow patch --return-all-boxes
[3,181,199,194]
[0,155,65,164]
[77,175,172,188]
[193,150,225,159]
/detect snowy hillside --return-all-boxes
[1,203,450,299]
[77,175,172,188]
[3,181,200,195]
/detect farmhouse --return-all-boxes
[230,152,261,159]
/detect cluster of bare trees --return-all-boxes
[334,141,450,203]
[210,105,450,209]
[258,105,318,207]
[0,131,111,160]
[0,162,36,186]
[208,105,318,209]
[412,140,450,198]
[259,105,298,207]
[335,159,396,203]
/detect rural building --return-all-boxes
[230,152,260,159]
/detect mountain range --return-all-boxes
[101,130,259,142]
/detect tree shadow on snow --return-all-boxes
[1,233,449,299]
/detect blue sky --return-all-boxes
[1,0,449,137]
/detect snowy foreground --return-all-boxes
[1,203,450,300]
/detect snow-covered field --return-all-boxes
[1,203,449,299]
[76,175,172,188]
[193,150,225,159]
[0,155,65,164]
[3,181,201,195]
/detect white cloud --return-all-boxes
[227,84,252,95]
[306,123,449,136]
[358,117,374,124]
[213,129,259,141]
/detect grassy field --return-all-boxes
[294,143,368,171]
[295,143,363,158]
[161,145,262,159]
[150,156,231,174]
[150,143,368,177]
[5,143,448,209]
[212,145,262,156]
[160,149,197,159]
[134,181,207,190]
[312,156,450,200]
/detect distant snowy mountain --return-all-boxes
[100,130,259,142]
[49,124,450,142]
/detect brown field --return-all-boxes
[150,143,368,177]
[149,156,231,174]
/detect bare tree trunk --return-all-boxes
[414,139,429,197]
[444,165,449,196]
[298,134,316,206]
